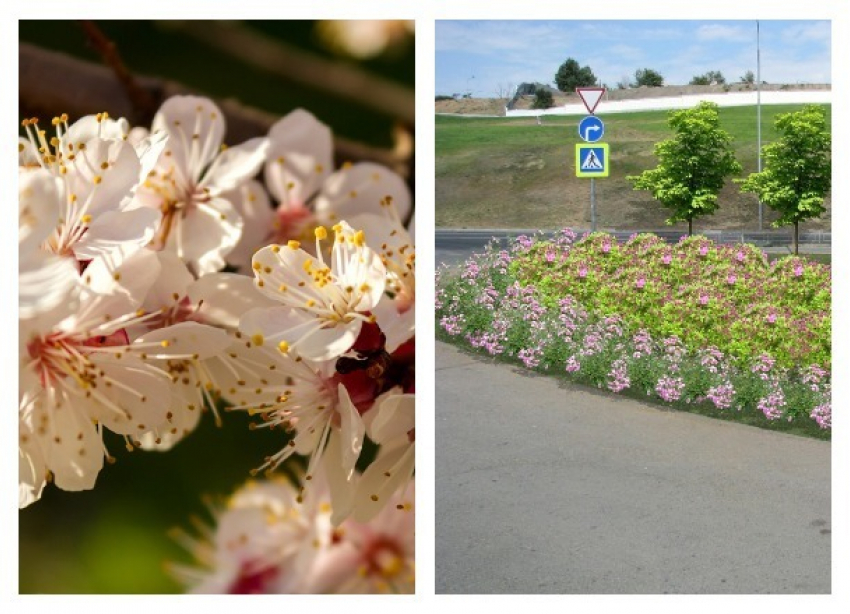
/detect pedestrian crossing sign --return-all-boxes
[576,143,609,178]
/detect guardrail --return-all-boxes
[436,228,831,247]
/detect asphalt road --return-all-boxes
[435,228,831,269]
[435,341,831,594]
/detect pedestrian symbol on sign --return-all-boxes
[581,149,603,170]
[575,143,609,178]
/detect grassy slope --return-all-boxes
[436,105,832,232]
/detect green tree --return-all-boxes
[737,105,831,254]
[633,68,664,87]
[707,70,726,85]
[532,87,553,109]
[740,70,755,84]
[690,71,725,86]
[627,101,742,235]
[555,58,597,92]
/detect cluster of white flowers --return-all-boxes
[18,95,415,594]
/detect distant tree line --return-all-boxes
[553,58,768,91]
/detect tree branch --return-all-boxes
[77,20,157,123]
[19,43,411,180]
[165,21,415,125]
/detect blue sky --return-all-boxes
[435,20,831,96]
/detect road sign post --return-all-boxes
[590,178,597,231]
[574,88,608,233]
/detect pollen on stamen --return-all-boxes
[277,341,289,353]
[287,240,301,250]
[251,334,265,347]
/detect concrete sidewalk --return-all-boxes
[436,341,831,594]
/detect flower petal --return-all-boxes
[139,251,195,312]
[314,162,411,223]
[87,356,173,436]
[336,384,365,480]
[19,168,63,254]
[73,206,160,265]
[166,196,244,276]
[65,138,141,218]
[201,137,269,195]
[31,392,104,492]
[153,95,225,180]
[368,393,415,444]
[264,109,333,206]
[222,179,274,272]
[19,426,47,508]
[19,251,79,321]
[135,321,232,360]
[351,443,415,523]
[189,272,278,329]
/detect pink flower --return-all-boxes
[578,264,588,279]
[794,263,804,277]
[635,276,646,289]
[766,313,777,324]
[698,293,709,306]
[662,253,672,266]
[736,250,745,263]
[727,273,737,285]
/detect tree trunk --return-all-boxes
[794,221,799,255]
[688,218,693,236]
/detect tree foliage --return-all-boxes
[690,70,725,85]
[627,101,742,235]
[554,58,596,92]
[532,87,554,109]
[633,68,664,87]
[740,70,755,84]
[738,105,831,253]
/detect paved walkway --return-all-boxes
[436,342,831,594]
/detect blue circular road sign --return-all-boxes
[578,115,605,143]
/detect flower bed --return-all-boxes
[436,230,830,437]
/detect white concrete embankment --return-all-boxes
[506,90,832,117]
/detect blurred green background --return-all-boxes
[19,20,414,594]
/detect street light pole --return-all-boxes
[757,20,763,231]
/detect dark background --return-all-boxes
[19,19,414,594]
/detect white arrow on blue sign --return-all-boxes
[578,115,605,143]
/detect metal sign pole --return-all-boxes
[590,178,597,232]
[757,20,763,232]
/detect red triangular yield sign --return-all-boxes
[576,87,606,114]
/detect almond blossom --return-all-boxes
[170,471,414,594]
[19,114,163,285]
[135,95,269,275]
[240,220,385,361]
[168,475,336,594]
[227,109,411,272]
[19,250,229,506]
